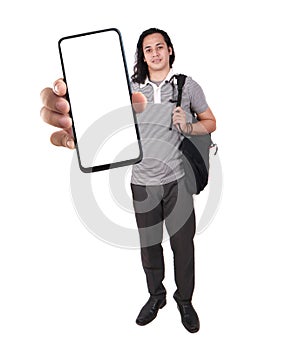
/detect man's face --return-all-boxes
[142,33,172,74]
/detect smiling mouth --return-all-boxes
[152,59,161,63]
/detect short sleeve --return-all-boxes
[187,77,209,115]
[131,81,139,93]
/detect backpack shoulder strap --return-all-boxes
[175,74,187,107]
[168,74,187,130]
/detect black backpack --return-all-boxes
[170,74,218,195]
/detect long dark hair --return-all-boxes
[131,28,175,84]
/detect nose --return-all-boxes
[152,48,159,57]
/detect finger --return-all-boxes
[132,92,147,113]
[40,87,70,114]
[40,78,68,114]
[173,106,182,113]
[53,78,67,96]
[173,118,181,129]
[50,129,75,149]
[40,107,72,128]
[172,115,183,124]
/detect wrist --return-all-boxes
[181,122,193,136]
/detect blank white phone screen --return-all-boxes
[59,29,141,172]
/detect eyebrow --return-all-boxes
[143,42,165,50]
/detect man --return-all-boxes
[40,28,216,333]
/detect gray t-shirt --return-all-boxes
[131,75,208,185]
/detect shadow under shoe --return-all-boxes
[136,296,167,326]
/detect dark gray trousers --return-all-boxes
[131,178,196,302]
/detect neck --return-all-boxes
[148,67,170,82]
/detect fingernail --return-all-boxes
[53,83,60,94]
[66,140,75,149]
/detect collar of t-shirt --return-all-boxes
[139,69,174,103]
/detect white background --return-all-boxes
[1,0,292,349]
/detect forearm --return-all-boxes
[189,107,216,135]
[189,119,216,135]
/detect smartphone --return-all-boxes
[58,28,142,172]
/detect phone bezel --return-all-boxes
[58,28,142,173]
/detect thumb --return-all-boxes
[132,92,147,113]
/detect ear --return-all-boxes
[168,47,173,56]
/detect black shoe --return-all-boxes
[136,296,166,326]
[176,301,200,333]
